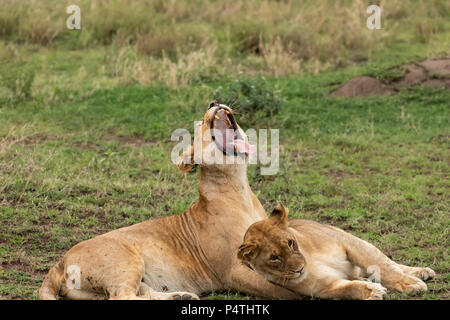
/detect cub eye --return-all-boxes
[288,239,295,249]
[269,255,280,261]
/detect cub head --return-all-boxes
[177,100,256,173]
[238,203,306,284]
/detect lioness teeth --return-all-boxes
[225,110,231,115]
[215,115,220,120]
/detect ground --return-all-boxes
[1,66,448,299]
[0,0,449,300]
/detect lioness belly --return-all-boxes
[142,266,196,294]
[141,257,213,295]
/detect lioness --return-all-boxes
[238,204,436,300]
[39,102,299,300]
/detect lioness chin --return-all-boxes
[238,204,436,300]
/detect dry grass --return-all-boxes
[1,0,448,84]
[109,43,221,88]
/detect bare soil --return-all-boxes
[333,58,450,97]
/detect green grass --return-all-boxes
[0,67,448,299]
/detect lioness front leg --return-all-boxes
[317,280,387,300]
[396,264,436,281]
[227,263,301,299]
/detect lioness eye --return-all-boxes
[270,255,280,261]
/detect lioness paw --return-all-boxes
[364,282,387,300]
[393,275,427,293]
[411,267,436,281]
[172,292,200,300]
[154,291,200,300]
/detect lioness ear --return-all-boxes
[237,242,259,261]
[176,145,195,172]
[269,203,289,227]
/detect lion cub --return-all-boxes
[238,204,435,300]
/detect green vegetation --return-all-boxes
[0,0,449,300]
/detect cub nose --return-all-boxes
[294,266,304,274]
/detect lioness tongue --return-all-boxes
[229,139,256,154]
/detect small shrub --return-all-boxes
[0,66,35,103]
[377,68,404,84]
[212,77,282,126]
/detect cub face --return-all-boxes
[238,204,306,284]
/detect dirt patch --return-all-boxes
[420,59,450,76]
[0,133,55,147]
[71,134,158,155]
[1,261,47,278]
[104,133,158,148]
[332,76,394,97]
[333,58,450,97]
[327,169,355,179]
[429,134,450,145]
[72,141,100,151]
[422,78,450,89]
[396,63,427,87]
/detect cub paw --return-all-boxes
[364,282,387,300]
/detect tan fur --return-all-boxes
[39,103,299,300]
[238,204,436,300]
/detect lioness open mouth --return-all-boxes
[210,106,256,156]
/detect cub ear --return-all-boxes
[269,203,289,227]
[176,145,195,172]
[237,242,259,262]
